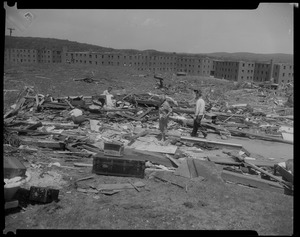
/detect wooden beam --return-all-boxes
[180,136,243,150]
[221,170,284,194]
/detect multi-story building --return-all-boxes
[272,63,294,84]
[253,61,272,83]
[214,60,255,82]
[5,46,293,86]
[5,48,38,63]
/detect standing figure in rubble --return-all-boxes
[102,86,113,95]
[158,94,173,142]
[190,89,208,138]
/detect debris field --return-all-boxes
[3,64,294,235]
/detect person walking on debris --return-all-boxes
[190,89,208,138]
[159,94,172,142]
[102,86,113,95]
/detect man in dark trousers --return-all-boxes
[190,89,208,138]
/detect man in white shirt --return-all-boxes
[190,89,207,138]
[102,86,112,95]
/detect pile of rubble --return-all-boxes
[4,84,294,210]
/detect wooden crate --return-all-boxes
[92,154,145,178]
[29,186,59,203]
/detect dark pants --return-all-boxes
[191,115,207,137]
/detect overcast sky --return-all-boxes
[4,3,295,54]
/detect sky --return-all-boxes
[4,3,295,54]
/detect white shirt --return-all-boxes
[195,97,205,116]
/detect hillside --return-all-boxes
[4,36,293,63]
[205,52,293,63]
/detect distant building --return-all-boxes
[272,63,294,84]
[5,48,62,63]
[214,60,255,81]
[5,48,38,63]
[253,61,272,83]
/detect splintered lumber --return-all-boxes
[4,97,26,119]
[180,136,243,150]
[41,102,70,109]
[243,160,292,189]
[12,120,79,129]
[221,170,284,194]
[97,181,145,191]
[227,128,293,145]
[128,130,149,146]
[208,156,240,166]
[116,111,141,121]
[208,156,277,168]
[20,139,65,149]
[277,166,293,184]
[137,107,155,120]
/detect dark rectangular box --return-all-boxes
[29,186,59,203]
[92,154,145,178]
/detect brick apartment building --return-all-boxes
[5,48,62,63]
[214,60,255,81]
[62,48,213,76]
[5,46,293,86]
[272,63,294,84]
[5,48,38,63]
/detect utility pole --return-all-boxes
[7,28,15,63]
[7,27,15,36]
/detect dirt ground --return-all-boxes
[3,63,294,235]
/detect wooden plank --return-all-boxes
[187,158,198,178]
[97,181,145,191]
[152,171,189,188]
[73,163,93,167]
[116,111,141,121]
[137,107,155,120]
[243,160,292,189]
[128,130,149,146]
[165,154,180,167]
[227,127,293,145]
[180,136,243,150]
[174,158,191,178]
[208,156,277,168]
[221,170,284,194]
[208,156,241,166]
[20,139,65,149]
[277,166,293,184]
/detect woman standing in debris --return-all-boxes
[190,89,208,138]
[159,94,173,142]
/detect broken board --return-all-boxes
[221,170,284,194]
[152,170,189,188]
[97,181,145,191]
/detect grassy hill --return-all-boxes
[5,36,293,63]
